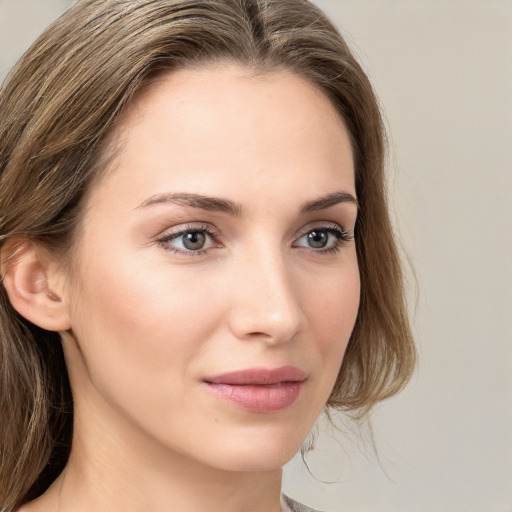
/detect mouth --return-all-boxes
[203,366,306,413]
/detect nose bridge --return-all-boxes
[228,241,305,343]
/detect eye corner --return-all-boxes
[156,222,221,257]
[292,223,354,255]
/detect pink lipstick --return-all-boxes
[203,366,306,413]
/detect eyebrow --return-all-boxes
[300,191,358,212]
[137,192,243,215]
[137,190,358,215]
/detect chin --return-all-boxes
[196,423,310,473]
[209,447,299,473]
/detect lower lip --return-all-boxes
[204,381,303,413]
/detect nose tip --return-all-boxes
[233,306,303,343]
[227,257,306,344]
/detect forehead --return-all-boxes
[88,63,355,212]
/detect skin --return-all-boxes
[20,63,360,512]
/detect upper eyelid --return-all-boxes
[157,221,352,252]
[157,220,349,238]
[157,224,217,255]
[159,223,219,238]
[295,221,352,238]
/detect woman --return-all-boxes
[0,1,415,511]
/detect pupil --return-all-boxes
[308,230,328,248]
[183,232,205,250]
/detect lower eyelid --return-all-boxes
[156,225,218,254]
[297,225,352,240]
[157,224,352,255]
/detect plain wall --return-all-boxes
[1,1,511,511]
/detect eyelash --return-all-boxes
[157,223,218,257]
[157,223,354,257]
[295,224,354,256]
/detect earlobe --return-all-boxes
[0,239,71,332]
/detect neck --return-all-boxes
[29,394,284,512]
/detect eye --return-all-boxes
[293,224,353,253]
[157,224,218,255]
[180,231,208,250]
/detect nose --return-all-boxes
[226,246,306,344]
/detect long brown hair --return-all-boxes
[0,0,415,509]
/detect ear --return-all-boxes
[0,238,71,332]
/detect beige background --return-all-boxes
[1,1,511,511]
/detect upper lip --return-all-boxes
[204,366,306,385]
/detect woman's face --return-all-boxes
[61,63,360,472]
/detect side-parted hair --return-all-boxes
[0,0,415,509]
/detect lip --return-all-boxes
[203,366,306,413]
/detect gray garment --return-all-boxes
[281,495,323,512]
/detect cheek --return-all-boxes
[65,261,224,442]
[304,259,360,390]
[66,243,220,393]
[308,264,360,345]
[75,235,212,331]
